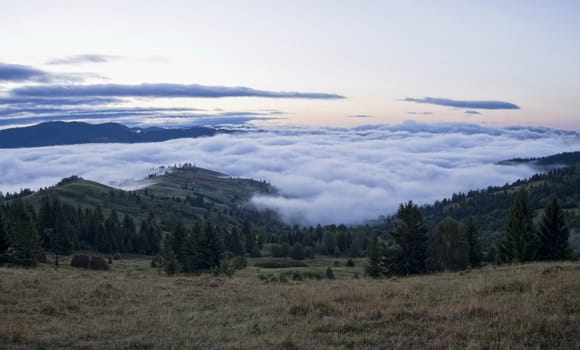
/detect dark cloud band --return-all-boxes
[12,83,345,100]
[402,97,520,110]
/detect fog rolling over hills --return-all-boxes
[0,121,220,148]
[1,122,578,225]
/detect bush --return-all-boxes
[37,251,48,264]
[151,255,161,268]
[250,246,262,258]
[107,256,113,264]
[326,267,336,280]
[231,256,248,270]
[89,256,109,270]
[346,258,355,267]
[113,253,122,260]
[289,243,306,260]
[254,258,308,269]
[279,270,323,281]
[70,255,90,268]
[271,243,291,258]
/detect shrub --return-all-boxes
[279,270,323,281]
[254,258,308,269]
[326,267,336,280]
[271,243,291,258]
[107,256,113,264]
[346,258,355,267]
[113,253,122,260]
[289,243,306,260]
[70,255,90,268]
[231,256,248,270]
[89,256,109,270]
[36,251,48,264]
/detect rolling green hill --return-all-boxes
[23,164,281,232]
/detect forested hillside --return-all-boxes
[411,165,580,249]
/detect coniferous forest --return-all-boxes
[1,160,578,276]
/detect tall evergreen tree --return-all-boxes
[463,216,482,267]
[171,219,187,265]
[162,235,181,275]
[537,196,571,260]
[497,187,537,263]
[226,227,244,256]
[428,217,469,271]
[242,219,255,255]
[0,209,9,258]
[191,221,224,271]
[387,201,428,276]
[6,200,41,266]
[365,236,383,278]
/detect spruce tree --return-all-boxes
[0,209,9,259]
[6,200,41,267]
[428,217,469,271]
[537,196,571,260]
[387,201,428,275]
[463,216,482,267]
[365,236,383,278]
[226,227,244,256]
[497,187,537,263]
[242,219,255,255]
[171,219,187,265]
[162,236,181,275]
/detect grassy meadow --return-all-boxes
[1,257,579,349]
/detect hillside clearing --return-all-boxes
[1,261,579,349]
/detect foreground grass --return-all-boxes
[1,261,579,349]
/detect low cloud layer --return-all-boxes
[12,83,345,100]
[403,97,520,110]
[1,122,577,225]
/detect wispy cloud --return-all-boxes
[408,111,433,115]
[11,83,345,100]
[464,110,481,115]
[402,97,520,110]
[0,62,101,83]
[46,54,121,65]
[348,114,374,119]
[0,63,53,82]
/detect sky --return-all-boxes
[1,1,580,129]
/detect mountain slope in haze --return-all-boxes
[497,151,580,170]
[0,121,221,148]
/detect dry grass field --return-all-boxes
[1,259,579,349]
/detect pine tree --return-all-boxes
[171,219,187,265]
[6,200,41,267]
[537,196,571,260]
[497,188,537,263]
[387,201,428,275]
[162,236,181,275]
[428,217,469,271]
[0,209,9,259]
[226,227,244,256]
[464,216,482,267]
[365,236,383,278]
[242,219,255,255]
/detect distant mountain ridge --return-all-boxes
[497,151,580,170]
[0,121,223,148]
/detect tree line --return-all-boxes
[366,188,573,277]
[0,197,162,266]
